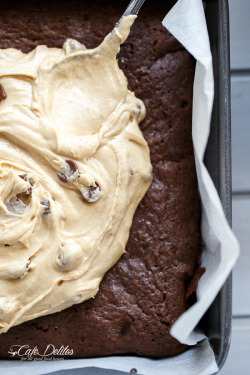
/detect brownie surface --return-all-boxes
[0,0,202,358]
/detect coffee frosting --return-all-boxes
[0,15,152,333]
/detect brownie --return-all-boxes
[0,0,203,358]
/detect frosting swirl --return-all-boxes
[0,16,152,333]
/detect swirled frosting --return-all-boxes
[0,16,152,333]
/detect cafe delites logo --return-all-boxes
[8,344,74,360]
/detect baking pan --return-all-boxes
[0,0,232,373]
[203,0,232,372]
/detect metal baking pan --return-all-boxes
[0,0,232,374]
[203,0,232,372]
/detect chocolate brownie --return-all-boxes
[0,0,203,358]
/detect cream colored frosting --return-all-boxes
[0,15,152,333]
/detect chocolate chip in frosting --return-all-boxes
[29,178,34,187]
[18,174,34,194]
[66,159,78,173]
[5,197,26,215]
[5,175,34,214]
[0,83,7,102]
[4,259,31,279]
[57,159,79,183]
[18,259,31,279]
[132,103,142,119]
[57,172,68,183]
[18,173,28,181]
[56,240,82,271]
[40,200,51,215]
[80,183,102,203]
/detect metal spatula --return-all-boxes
[117,0,146,26]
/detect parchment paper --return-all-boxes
[0,0,240,374]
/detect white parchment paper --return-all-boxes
[0,0,240,374]
[164,0,240,347]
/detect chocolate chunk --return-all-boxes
[18,174,27,181]
[5,197,26,215]
[0,83,7,102]
[40,200,51,215]
[57,160,79,183]
[80,183,102,203]
[7,175,33,209]
[29,178,34,187]
[57,171,68,183]
[65,160,78,173]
